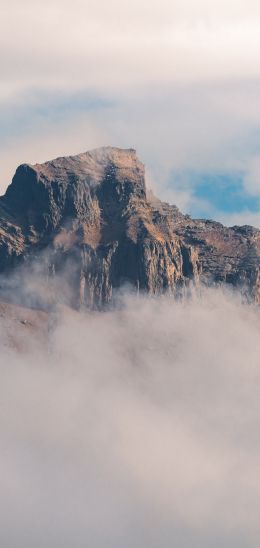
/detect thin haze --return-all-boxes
[0,289,260,547]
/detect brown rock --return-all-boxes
[0,147,259,308]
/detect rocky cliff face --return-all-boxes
[0,146,259,308]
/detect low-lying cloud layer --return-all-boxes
[1,288,260,547]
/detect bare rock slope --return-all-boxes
[0,146,259,308]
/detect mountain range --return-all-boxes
[0,146,259,309]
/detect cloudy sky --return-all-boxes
[1,0,260,225]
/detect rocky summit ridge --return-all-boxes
[0,146,259,308]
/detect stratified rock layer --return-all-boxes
[0,146,259,308]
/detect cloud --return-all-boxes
[243,156,260,196]
[0,288,260,546]
[218,210,260,228]
[1,0,260,96]
[1,81,260,190]
[1,0,260,224]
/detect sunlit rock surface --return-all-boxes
[0,146,259,308]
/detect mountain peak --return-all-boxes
[0,147,259,309]
[31,146,142,185]
[3,147,146,232]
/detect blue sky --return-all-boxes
[167,169,260,221]
[1,0,260,228]
[193,173,260,215]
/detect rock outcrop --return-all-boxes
[0,146,259,308]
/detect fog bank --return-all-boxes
[0,288,260,547]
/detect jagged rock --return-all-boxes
[0,146,259,308]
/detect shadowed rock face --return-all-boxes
[0,146,259,308]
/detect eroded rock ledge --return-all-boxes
[0,146,259,308]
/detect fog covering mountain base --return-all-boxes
[0,146,260,547]
[0,286,260,547]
